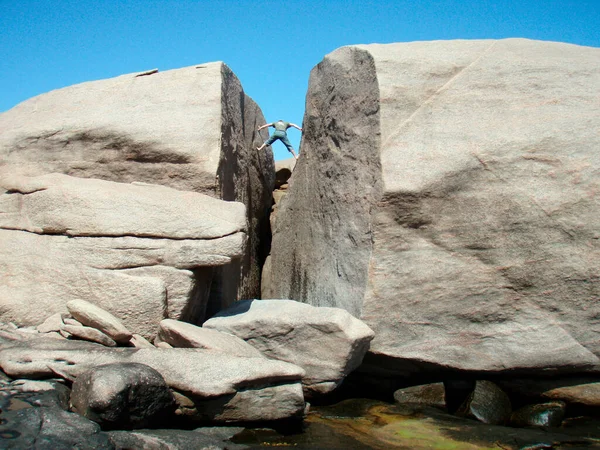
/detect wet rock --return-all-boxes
[393,382,446,410]
[498,376,600,412]
[204,299,374,397]
[456,380,512,425]
[1,379,71,410]
[70,362,176,429]
[0,406,114,449]
[158,318,263,358]
[510,401,566,428]
[107,427,246,449]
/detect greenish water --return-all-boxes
[232,399,600,449]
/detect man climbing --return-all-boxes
[257,120,302,160]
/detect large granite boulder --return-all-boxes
[0,62,274,315]
[268,39,600,376]
[0,173,246,337]
[203,299,375,396]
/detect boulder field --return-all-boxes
[266,38,600,377]
[1,39,600,447]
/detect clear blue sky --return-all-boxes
[1,0,599,160]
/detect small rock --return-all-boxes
[36,313,65,333]
[456,380,512,425]
[129,333,155,348]
[62,324,117,347]
[70,362,176,429]
[511,401,567,428]
[394,382,446,410]
[67,299,133,344]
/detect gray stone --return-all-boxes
[456,380,512,425]
[204,299,374,396]
[498,377,600,410]
[158,319,264,358]
[0,62,274,307]
[0,406,114,449]
[67,299,133,344]
[393,382,446,410]
[108,427,245,450]
[70,362,176,429]
[268,39,600,375]
[510,401,566,428]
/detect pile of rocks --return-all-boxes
[0,299,374,447]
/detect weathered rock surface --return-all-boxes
[67,299,132,344]
[269,39,600,375]
[0,406,115,449]
[62,324,117,347]
[393,382,446,410]
[203,299,374,396]
[0,173,247,337]
[456,380,512,425]
[70,363,176,429]
[498,377,600,410]
[108,428,246,450]
[158,319,264,358]
[0,338,306,422]
[510,401,566,428]
[0,62,274,322]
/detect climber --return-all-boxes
[257,120,302,160]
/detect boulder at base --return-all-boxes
[0,338,306,423]
[0,62,274,314]
[268,39,600,376]
[70,362,176,429]
[203,299,374,396]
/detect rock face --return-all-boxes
[0,173,246,337]
[269,39,600,375]
[0,62,274,323]
[203,299,375,396]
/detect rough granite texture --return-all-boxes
[268,39,600,376]
[0,63,274,323]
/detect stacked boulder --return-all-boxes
[267,39,600,377]
[0,62,274,330]
[0,299,373,431]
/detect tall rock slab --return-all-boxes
[0,173,246,338]
[0,63,274,317]
[269,39,600,376]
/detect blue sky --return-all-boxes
[1,0,599,160]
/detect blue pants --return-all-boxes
[265,130,295,153]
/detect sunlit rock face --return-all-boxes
[269,39,600,375]
[0,63,274,324]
